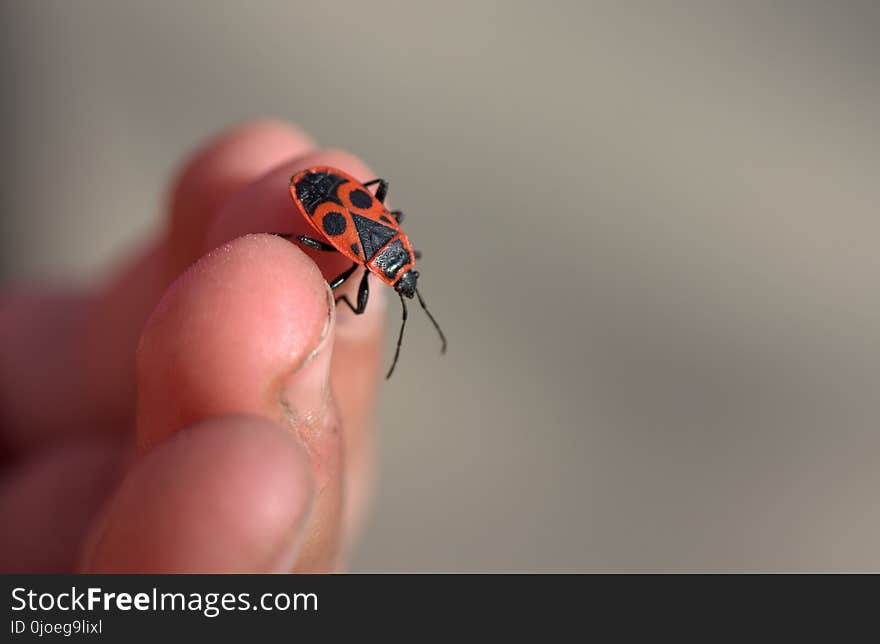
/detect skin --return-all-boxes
[0,121,385,572]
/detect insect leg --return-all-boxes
[297,235,336,252]
[329,262,360,290]
[335,268,370,313]
[362,178,389,203]
[271,233,336,251]
[386,295,408,379]
[390,209,405,223]
[413,249,422,260]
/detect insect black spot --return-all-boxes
[349,188,372,209]
[380,215,392,224]
[322,211,347,236]
[350,242,360,256]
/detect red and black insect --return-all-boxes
[284,166,446,378]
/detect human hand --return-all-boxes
[0,121,385,572]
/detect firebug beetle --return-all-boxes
[282,166,446,378]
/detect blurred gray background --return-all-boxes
[2,1,879,571]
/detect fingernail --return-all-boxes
[279,284,335,438]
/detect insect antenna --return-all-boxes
[386,295,408,379]
[415,289,447,354]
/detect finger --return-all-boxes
[203,151,388,552]
[80,416,314,573]
[166,119,316,276]
[78,121,318,431]
[135,234,342,571]
[0,121,316,452]
[0,437,125,572]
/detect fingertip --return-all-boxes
[167,120,317,273]
[135,233,332,450]
[80,416,315,573]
